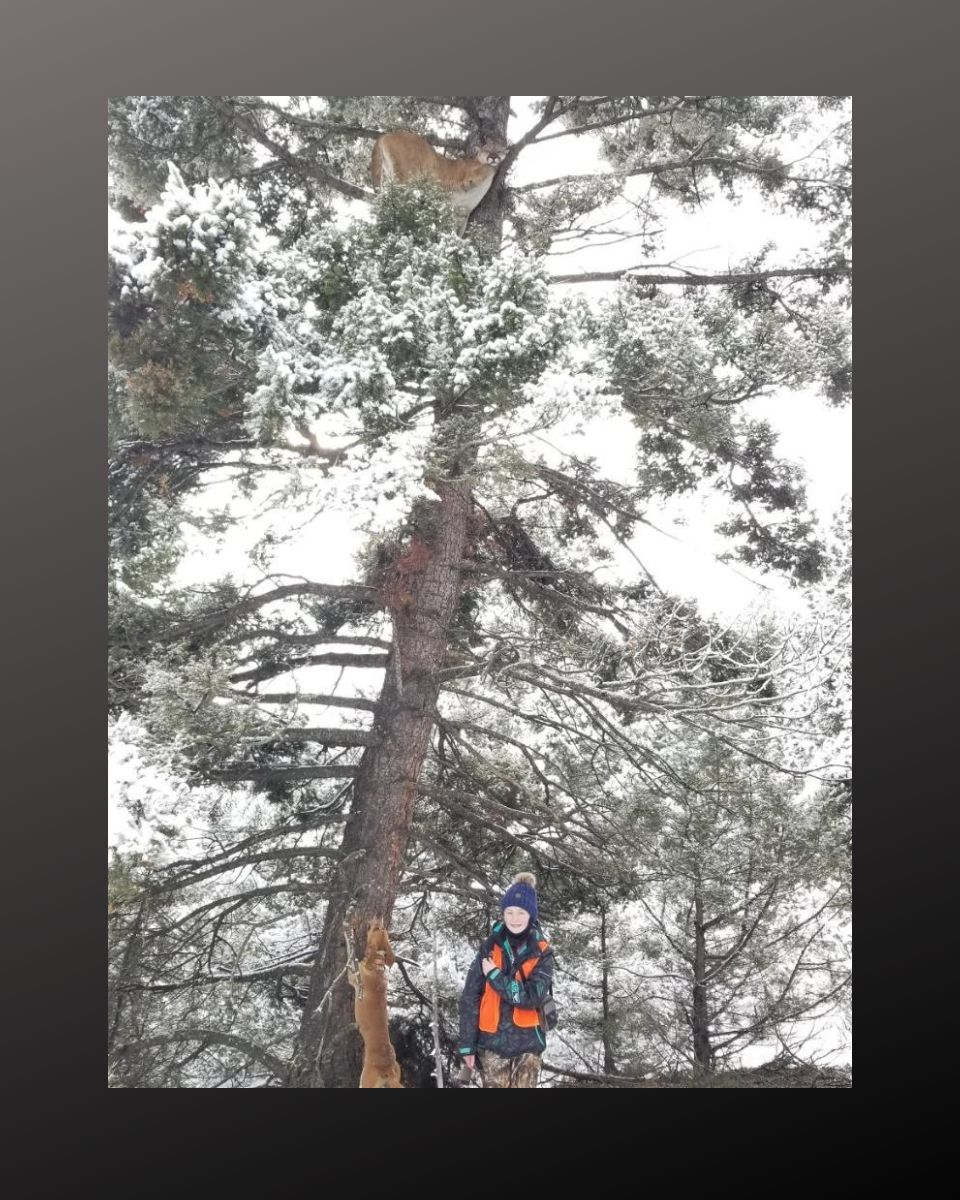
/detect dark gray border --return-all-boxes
[5,0,954,1098]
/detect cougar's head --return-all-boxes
[474,140,507,167]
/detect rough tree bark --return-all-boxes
[289,97,511,1088]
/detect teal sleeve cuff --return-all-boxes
[487,966,501,980]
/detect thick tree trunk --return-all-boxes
[288,97,511,1089]
[290,476,474,1086]
[466,96,511,248]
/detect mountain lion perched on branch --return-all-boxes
[371,129,506,234]
[346,918,404,1088]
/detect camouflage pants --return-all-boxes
[477,1050,541,1088]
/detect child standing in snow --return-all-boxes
[458,872,555,1088]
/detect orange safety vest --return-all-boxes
[478,938,550,1032]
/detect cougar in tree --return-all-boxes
[371,129,506,234]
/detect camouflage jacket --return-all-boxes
[458,921,555,1059]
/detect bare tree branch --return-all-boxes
[120,962,314,993]
[147,845,343,896]
[549,264,851,286]
[207,98,373,202]
[159,580,380,645]
[112,1027,289,1081]
[240,692,379,712]
[205,765,360,784]
[229,651,388,685]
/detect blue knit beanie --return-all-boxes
[500,872,538,924]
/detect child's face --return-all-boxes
[503,906,531,934]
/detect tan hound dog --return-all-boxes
[346,918,404,1088]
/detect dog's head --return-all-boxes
[364,917,396,967]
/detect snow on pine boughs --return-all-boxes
[239,185,603,532]
[278,185,586,435]
[600,282,840,582]
[109,164,292,439]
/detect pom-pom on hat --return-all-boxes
[500,871,538,923]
